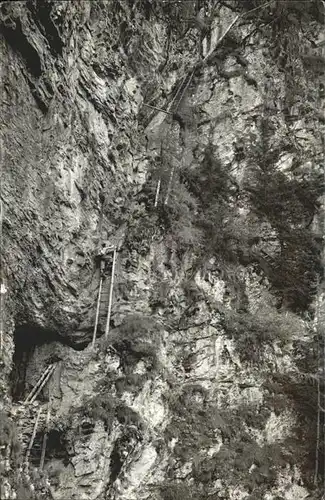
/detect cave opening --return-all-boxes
[10,324,78,403]
[44,429,70,465]
[29,429,70,468]
[29,432,43,468]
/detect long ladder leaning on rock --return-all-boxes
[105,247,117,340]
[25,406,42,471]
[92,272,104,349]
[22,363,57,470]
[39,403,51,471]
[92,246,117,348]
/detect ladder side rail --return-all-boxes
[29,364,56,404]
[24,364,54,404]
[25,407,42,469]
[164,163,176,206]
[104,248,117,339]
[154,178,161,208]
[39,403,51,470]
[24,364,53,404]
[92,276,103,349]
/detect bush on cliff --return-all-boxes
[110,314,163,365]
[245,163,323,311]
[222,304,305,362]
[0,412,20,464]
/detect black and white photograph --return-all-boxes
[0,1,325,499]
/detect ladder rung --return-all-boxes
[25,407,42,467]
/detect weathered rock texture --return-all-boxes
[0,1,325,499]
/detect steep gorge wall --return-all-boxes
[0,1,325,499]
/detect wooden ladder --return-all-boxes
[22,402,51,471]
[92,247,117,348]
[17,363,56,471]
[24,363,57,405]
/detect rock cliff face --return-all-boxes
[0,1,325,499]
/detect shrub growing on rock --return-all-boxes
[159,181,203,252]
[0,411,14,448]
[245,164,323,311]
[149,279,171,311]
[165,388,229,463]
[267,371,325,486]
[86,397,116,431]
[111,314,162,363]
[0,412,21,464]
[117,314,161,339]
[125,211,160,255]
[192,441,286,494]
[222,305,305,362]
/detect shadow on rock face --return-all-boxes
[10,324,84,401]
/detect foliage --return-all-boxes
[117,314,161,339]
[148,136,323,313]
[235,0,323,28]
[222,305,305,362]
[165,387,228,462]
[172,148,265,266]
[154,146,248,261]
[0,411,14,447]
[237,0,323,115]
[125,210,160,255]
[86,396,115,431]
[193,442,285,493]
[78,393,144,433]
[159,181,204,251]
[78,369,144,432]
[264,371,325,486]
[115,404,144,429]
[75,375,116,431]
[183,147,232,206]
[0,412,21,464]
[149,279,171,311]
[164,387,288,495]
[115,372,153,395]
[110,314,162,364]
[245,166,323,228]
[245,164,323,311]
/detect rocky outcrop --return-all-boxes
[0,1,324,499]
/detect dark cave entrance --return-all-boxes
[10,325,62,402]
[46,429,70,464]
[29,428,70,469]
